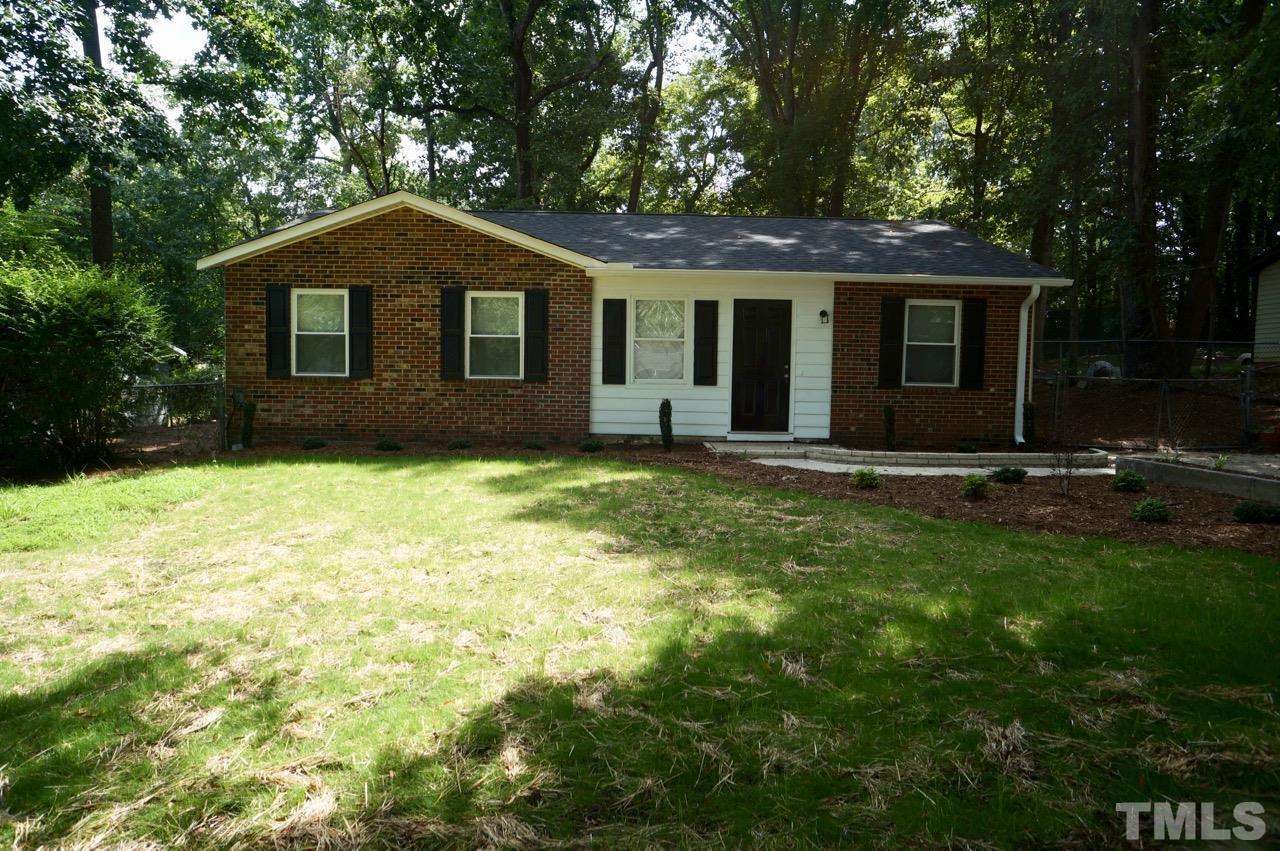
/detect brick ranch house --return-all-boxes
[197,191,1071,448]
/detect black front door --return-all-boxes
[731,299,792,432]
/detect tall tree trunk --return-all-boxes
[79,0,112,266]
[627,0,665,213]
[1127,0,1164,373]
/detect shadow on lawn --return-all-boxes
[5,456,1275,846]
[350,460,1277,847]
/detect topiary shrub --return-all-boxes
[240,401,256,449]
[375,438,402,452]
[1232,501,1280,524]
[524,440,546,451]
[659,399,674,452]
[579,439,605,453]
[851,467,882,490]
[961,473,992,500]
[990,466,1027,484]
[1132,497,1170,522]
[0,256,167,467]
[1112,470,1148,492]
[301,437,326,450]
[447,438,471,450]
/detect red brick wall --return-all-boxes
[223,206,591,442]
[830,281,1034,449]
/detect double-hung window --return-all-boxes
[292,289,348,376]
[903,299,960,386]
[466,291,523,378]
[633,299,686,381]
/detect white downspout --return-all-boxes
[1014,284,1041,445]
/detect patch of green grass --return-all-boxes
[0,455,1276,847]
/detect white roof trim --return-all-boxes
[195,190,603,271]
[587,265,1073,287]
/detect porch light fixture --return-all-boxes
[819,309,830,324]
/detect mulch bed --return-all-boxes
[79,428,1280,561]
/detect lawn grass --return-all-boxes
[1,454,1277,847]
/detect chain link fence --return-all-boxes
[122,379,224,451]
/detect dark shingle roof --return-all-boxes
[471,210,1062,278]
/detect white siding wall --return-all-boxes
[1256,262,1280,363]
[591,275,834,439]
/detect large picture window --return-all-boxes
[292,289,348,376]
[903,300,960,386]
[633,299,686,381]
[467,292,523,378]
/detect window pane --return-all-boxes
[904,344,955,384]
[906,304,955,344]
[635,300,684,339]
[471,295,520,336]
[634,340,684,380]
[296,334,347,374]
[297,293,345,332]
[470,336,520,376]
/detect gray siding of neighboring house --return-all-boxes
[1256,261,1280,363]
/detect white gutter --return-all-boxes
[1013,284,1041,445]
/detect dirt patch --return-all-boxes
[95,426,1280,559]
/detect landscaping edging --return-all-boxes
[706,442,1112,469]
[1116,456,1280,504]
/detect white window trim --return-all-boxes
[465,290,524,379]
[629,296,692,384]
[291,287,349,377]
[902,298,961,388]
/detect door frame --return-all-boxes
[727,297,797,436]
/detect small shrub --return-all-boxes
[375,438,401,452]
[659,399,674,452]
[990,466,1027,484]
[301,437,326,450]
[1132,497,1170,523]
[524,440,546,451]
[1212,453,1229,471]
[447,439,471,450]
[961,473,992,500]
[240,401,256,449]
[1232,501,1280,524]
[1022,401,1036,447]
[1111,469,1148,492]
[851,467,882,490]
[579,439,605,453]
[956,441,979,454]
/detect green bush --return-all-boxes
[1232,501,1280,524]
[0,257,167,467]
[579,439,605,453]
[659,399,674,452]
[961,473,992,500]
[1132,497,1170,523]
[990,466,1027,484]
[524,440,546,451]
[447,439,471,450]
[1112,470,1148,492]
[851,467,882,490]
[375,438,402,452]
[301,437,326,450]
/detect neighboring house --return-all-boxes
[198,191,1070,448]
[1250,248,1280,364]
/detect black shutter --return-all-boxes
[959,298,987,389]
[693,300,718,386]
[349,286,373,378]
[877,296,905,389]
[602,298,626,384]
[441,286,465,380]
[266,285,289,378]
[524,288,549,382]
